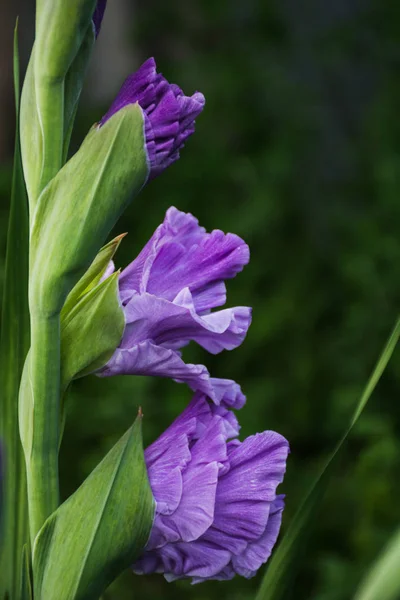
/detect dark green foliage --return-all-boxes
[1,0,400,598]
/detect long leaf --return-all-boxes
[353,526,400,600]
[0,21,30,599]
[255,317,400,600]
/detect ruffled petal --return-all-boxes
[198,432,288,558]
[117,290,251,356]
[209,377,246,409]
[98,340,216,397]
[147,227,250,313]
[232,496,285,578]
[119,207,249,313]
[147,418,227,549]
[133,541,231,580]
[145,429,193,516]
[118,208,206,300]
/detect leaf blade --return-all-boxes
[353,527,400,600]
[0,21,30,599]
[255,317,400,600]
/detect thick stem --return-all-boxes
[24,314,60,542]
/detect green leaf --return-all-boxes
[33,414,155,600]
[20,545,33,600]
[255,317,400,600]
[62,233,126,317]
[61,271,125,388]
[353,526,400,600]
[30,104,148,315]
[0,21,30,599]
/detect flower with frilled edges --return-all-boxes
[98,207,251,407]
[100,58,205,180]
[132,381,289,582]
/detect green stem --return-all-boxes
[24,313,61,542]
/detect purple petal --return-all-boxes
[195,432,287,560]
[92,0,107,37]
[118,290,251,356]
[145,430,192,516]
[100,260,115,281]
[209,378,246,409]
[133,541,232,580]
[98,339,216,398]
[119,208,207,301]
[219,431,289,506]
[232,496,285,578]
[147,414,227,549]
[119,207,250,313]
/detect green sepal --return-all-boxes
[33,414,155,600]
[61,271,125,388]
[62,233,126,316]
[20,545,33,600]
[29,104,148,315]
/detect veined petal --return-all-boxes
[119,207,249,313]
[232,496,285,578]
[98,339,216,398]
[118,290,251,355]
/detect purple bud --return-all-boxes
[92,0,107,38]
[133,389,289,582]
[97,207,251,404]
[99,59,205,179]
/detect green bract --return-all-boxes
[20,0,98,204]
[33,415,155,600]
[61,271,125,388]
[29,103,149,315]
[62,234,125,315]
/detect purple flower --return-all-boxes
[99,58,205,179]
[132,384,289,582]
[98,207,251,407]
[92,0,107,37]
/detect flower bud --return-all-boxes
[29,103,149,314]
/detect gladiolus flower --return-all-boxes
[133,383,289,582]
[98,207,251,407]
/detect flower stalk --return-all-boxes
[20,313,61,542]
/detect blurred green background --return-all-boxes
[1,1,400,598]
